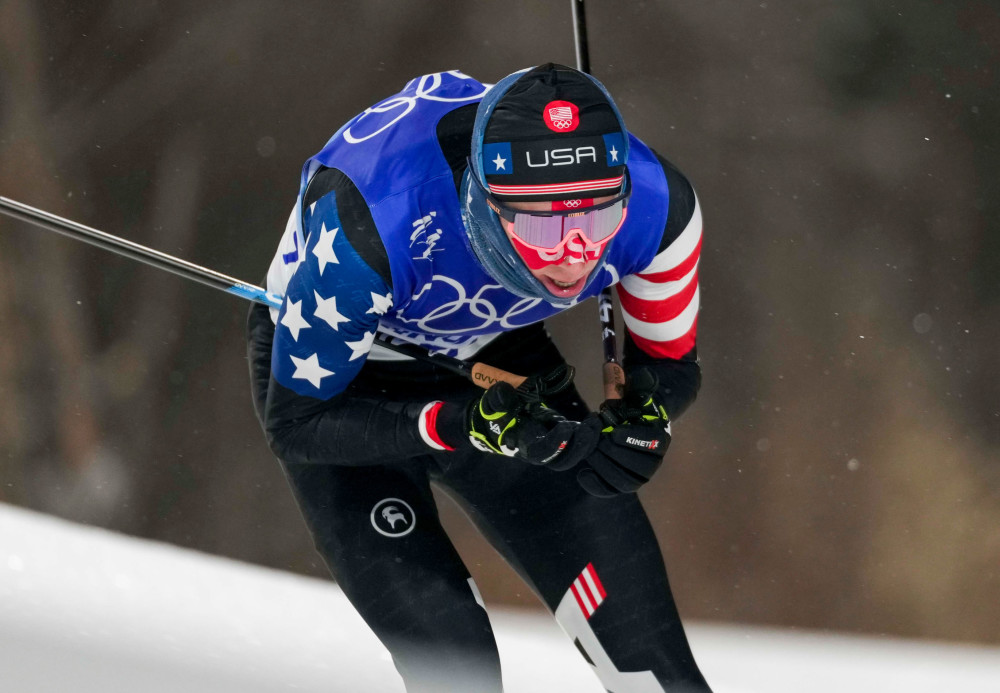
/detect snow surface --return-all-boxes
[1,503,998,693]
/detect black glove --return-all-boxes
[466,366,598,468]
[576,368,671,497]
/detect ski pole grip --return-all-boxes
[469,363,527,390]
[603,361,626,400]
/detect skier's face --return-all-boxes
[499,195,616,299]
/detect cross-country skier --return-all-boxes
[247,64,711,692]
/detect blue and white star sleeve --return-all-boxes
[270,192,392,400]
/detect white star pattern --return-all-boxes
[367,291,393,315]
[312,223,340,276]
[345,331,376,361]
[289,353,335,389]
[609,146,619,163]
[313,290,350,331]
[280,299,311,341]
[492,153,507,171]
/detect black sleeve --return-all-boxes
[255,168,449,466]
[654,152,698,253]
[258,101,482,467]
[620,151,702,421]
[252,304,455,467]
[264,376,439,466]
[623,335,701,421]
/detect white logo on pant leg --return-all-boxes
[554,563,663,692]
[370,498,416,538]
[382,507,407,528]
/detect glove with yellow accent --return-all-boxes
[467,367,598,468]
[576,368,671,497]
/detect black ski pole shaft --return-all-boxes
[571,0,591,75]
[0,196,276,308]
[570,0,625,398]
[0,196,525,389]
[598,288,625,399]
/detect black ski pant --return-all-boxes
[247,303,712,693]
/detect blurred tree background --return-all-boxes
[1,0,997,645]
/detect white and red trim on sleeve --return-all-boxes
[418,401,455,452]
[618,194,702,359]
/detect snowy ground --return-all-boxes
[1,503,998,693]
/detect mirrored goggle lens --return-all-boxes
[512,201,625,249]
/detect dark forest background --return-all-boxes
[1,1,998,645]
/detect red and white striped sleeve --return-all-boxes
[617,193,702,359]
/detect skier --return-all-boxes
[247,64,711,692]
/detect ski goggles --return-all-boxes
[483,174,630,268]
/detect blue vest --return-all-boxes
[303,72,668,343]
[272,71,669,398]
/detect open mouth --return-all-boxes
[540,274,587,298]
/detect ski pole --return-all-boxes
[571,0,625,399]
[0,196,526,389]
[597,289,626,399]
[571,0,591,75]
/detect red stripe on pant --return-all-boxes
[586,563,608,600]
